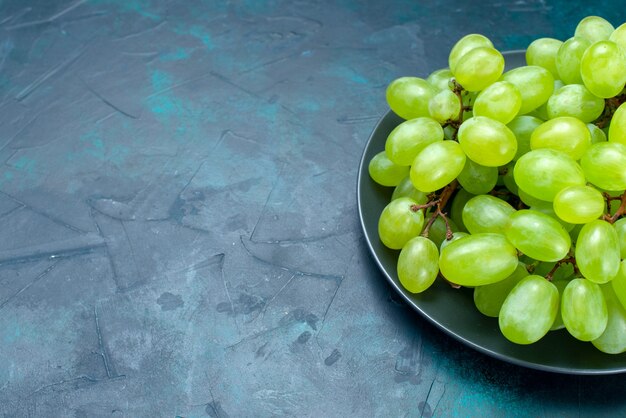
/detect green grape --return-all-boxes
[369,151,410,187]
[378,197,424,250]
[575,16,615,43]
[575,219,620,284]
[426,68,453,91]
[428,89,461,124]
[608,102,626,145]
[501,162,519,195]
[473,262,529,317]
[580,40,626,98]
[614,218,626,259]
[450,188,475,232]
[556,36,592,84]
[453,47,505,92]
[592,283,626,354]
[385,117,444,166]
[427,216,459,248]
[507,115,543,160]
[391,175,429,204]
[439,233,518,286]
[550,279,571,331]
[546,84,605,123]
[609,22,626,51]
[514,149,586,201]
[448,34,494,73]
[457,116,517,167]
[410,140,466,193]
[553,185,605,224]
[397,236,440,293]
[457,159,498,195]
[439,231,469,251]
[462,194,515,235]
[472,81,522,124]
[499,275,559,344]
[386,77,437,120]
[526,37,562,79]
[505,209,572,262]
[588,123,607,144]
[530,116,591,160]
[612,260,626,309]
[562,278,608,341]
[501,66,554,114]
[580,142,626,191]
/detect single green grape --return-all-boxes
[588,123,607,144]
[556,36,592,84]
[448,34,494,73]
[397,236,439,293]
[453,47,504,92]
[499,275,559,344]
[426,68,453,91]
[472,81,521,124]
[386,77,436,120]
[613,218,626,259]
[580,142,626,191]
[473,262,529,318]
[378,197,424,250]
[391,176,429,204]
[462,194,515,235]
[501,65,554,114]
[592,283,626,354]
[553,185,605,224]
[609,22,626,51]
[385,117,444,166]
[550,279,571,331]
[530,116,591,160]
[439,233,518,286]
[505,209,572,262]
[428,89,461,124]
[546,84,605,123]
[514,149,586,201]
[580,40,626,98]
[526,37,562,79]
[507,115,543,160]
[608,102,626,145]
[575,219,620,284]
[457,159,498,195]
[562,278,608,341]
[575,16,615,43]
[450,188,475,232]
[457,116,517,167]
[410,140,466,193]
[369,151,409,187]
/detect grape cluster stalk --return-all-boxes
[368,16,626,353]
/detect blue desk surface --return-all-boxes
[1,1,625,416]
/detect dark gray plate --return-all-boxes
[357,50,626,375]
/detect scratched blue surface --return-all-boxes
[1,0,626,416]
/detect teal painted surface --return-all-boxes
[0,0,625,417]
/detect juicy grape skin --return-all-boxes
[397,236,440,293]
[499,275,559,344]
[378,197,424,250]
[562,278,608,341]
[439,233,518,286]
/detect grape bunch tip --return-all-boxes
[368,15,626,354]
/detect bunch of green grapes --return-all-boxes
[369,15,626,354]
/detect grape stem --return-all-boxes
[419,180,458,239]
[545,255,578,281]
[602,191,626,224]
